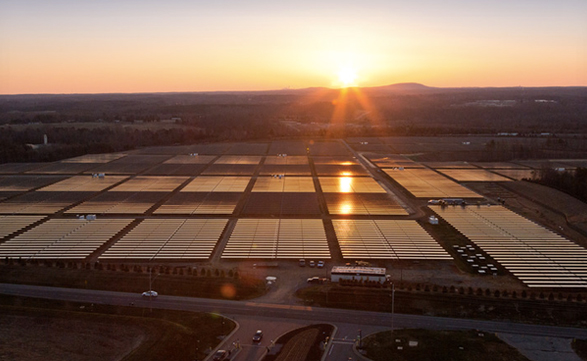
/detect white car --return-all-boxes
[142,290,158,298]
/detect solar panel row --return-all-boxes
[333,220,451,260]
[100,219,228,260]
[0,215,45,239]
[432,205,587,287]
[384,168,482,198]
[222,219,329,259]
[0,219,131,259]
[38,175,128,192]
[437,169,512,182]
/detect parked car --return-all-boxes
[253,330,263,342]
[299,258,305,267]
[141,290,158,298]
[309,260,315,267]
[317,260,324,268]
[212,350,228,361]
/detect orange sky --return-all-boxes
[1,0,586,94]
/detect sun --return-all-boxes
[338,66,358,87]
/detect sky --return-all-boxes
[1,0,586,94]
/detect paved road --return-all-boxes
[2,283,587,360]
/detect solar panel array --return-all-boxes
[423,162,477,169]
[61,153,126,163]
[367,155,424,168]
[264,156,308,165]
[252,177,315,192]
[26,163,96,174]
[181,176,250,192]
[110,176,187,192]
[0,192,91,214]
[384,168,482,198]
[66,192,164,214]
[163,155,216,164]
[259,165,312,176]
[222,219,329,259]
[333,220,451,260]
[314,164,368,176]
[319,177,386,193]
[0,215,44,239]
[154,193,241,214]
[38,176,128,192]
[0,219,131,259]
[0,163,44,174]
[431,205,587,287]
[313,157,359,165]
[324,193,408,215]
[438,169,512,182]
[0,176,65,191]
[472,162,530,169]
[214,155,262,165]
[101,218,227,260]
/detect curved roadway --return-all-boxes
[1,283,587,361]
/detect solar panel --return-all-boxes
[0,215,45,239]
[438,169,512,182]
[0,218,131,259]
[319,177,386,193]
[384,168,482,198]
[324,193,408,215]
[181,177,250,192]
[154,192,241,215]
[332,220,451,260]
[432,205,587,287]
[252,177,315,192]
[222,219,329,259]
[100,218,227,260]
[38,176,128,192]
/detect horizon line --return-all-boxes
[2,83,587,96]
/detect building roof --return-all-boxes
[331,266,386,276]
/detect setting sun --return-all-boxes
[338,66,358,88]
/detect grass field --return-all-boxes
[573,339,587,361]
[0,263,266,300]
[0,294,234,361]
[362,329,530,361]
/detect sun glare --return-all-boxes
[338,66,358,87]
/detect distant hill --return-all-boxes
[367,82,436,92]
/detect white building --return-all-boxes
[330,266,387,283]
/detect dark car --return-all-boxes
[253,330,263,342]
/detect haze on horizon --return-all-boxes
[1,0,586,95]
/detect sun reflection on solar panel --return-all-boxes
[339,177,353,192]
[338,202,353,214]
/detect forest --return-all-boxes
[0,85,586,163]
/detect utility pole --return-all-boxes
[391,282,395,334]
[148,266,160,313]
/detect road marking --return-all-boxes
[332,340,356,345]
